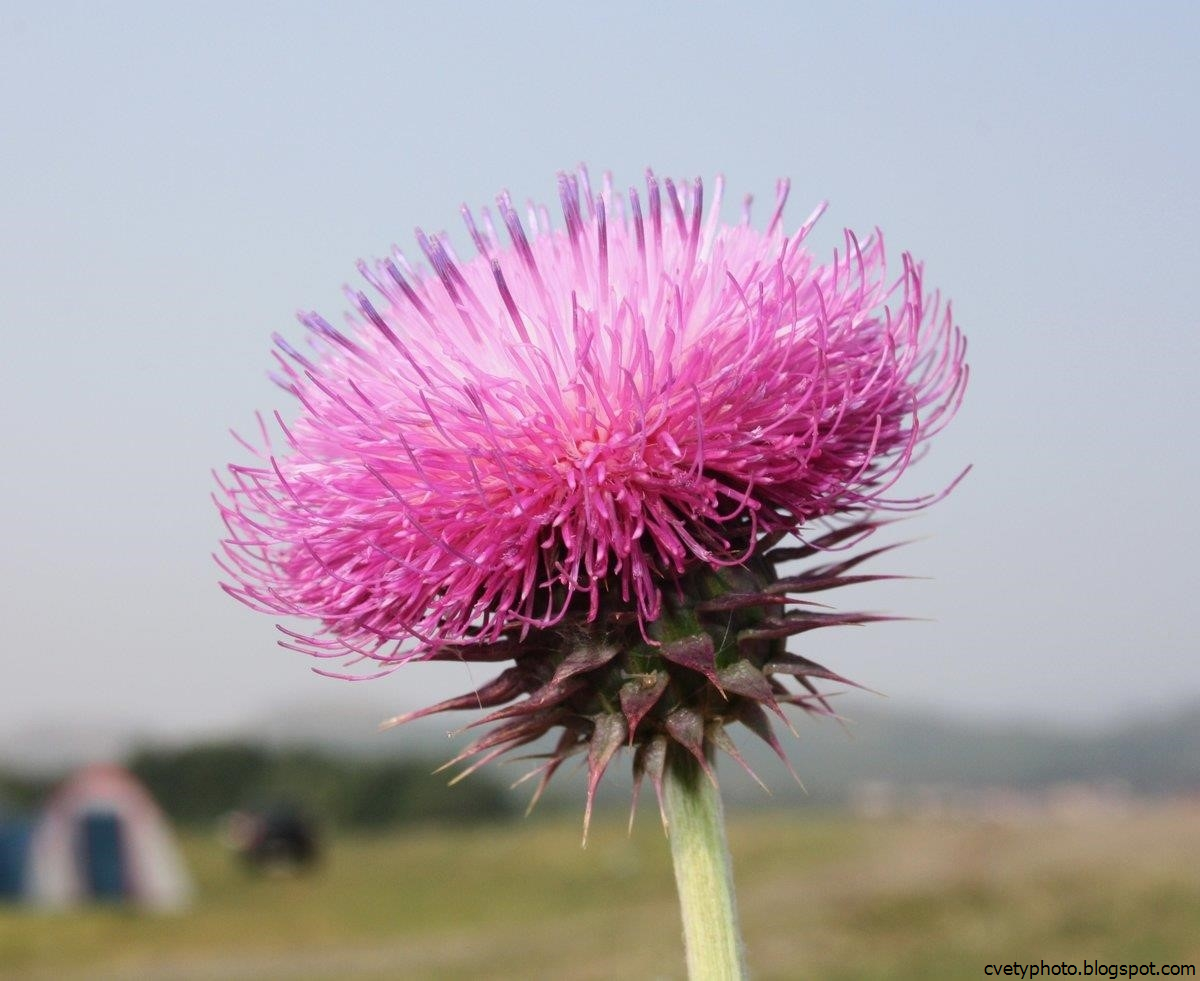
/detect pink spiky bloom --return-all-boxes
[216,167,966,823]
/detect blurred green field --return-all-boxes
[2,805,1197,980]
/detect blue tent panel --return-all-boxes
[0,821,32,899]
[78,812,127,900]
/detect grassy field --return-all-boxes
[1,804,1198,979]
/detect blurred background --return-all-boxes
[1,2,1197,978]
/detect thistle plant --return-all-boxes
[216,167,966,978]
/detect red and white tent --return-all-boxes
[26,764,191,910]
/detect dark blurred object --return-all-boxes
[227,805,320,873]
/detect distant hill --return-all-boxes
[240,696,1200,805]
[4,699,1198,811]
[715,700,1200,806]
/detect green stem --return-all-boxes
[663,749,748,980]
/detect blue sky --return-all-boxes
[1,2,1197,741]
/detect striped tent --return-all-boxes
[26,764,191,910]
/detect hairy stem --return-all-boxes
[663,749,748,980]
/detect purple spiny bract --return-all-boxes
[215,167,966,822]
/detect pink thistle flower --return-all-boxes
[216,167,966,819]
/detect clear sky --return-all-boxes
[1,1,1196,744]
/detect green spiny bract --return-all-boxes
[384,521,901,832]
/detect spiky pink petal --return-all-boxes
[217,169,965,668]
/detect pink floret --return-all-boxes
[215,169,966,671]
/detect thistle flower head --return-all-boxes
[216,167,966,822]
